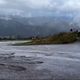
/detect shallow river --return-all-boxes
[0,41,80,80]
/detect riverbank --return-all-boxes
[14,32,79,46]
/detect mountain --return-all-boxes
[0,15,78,38]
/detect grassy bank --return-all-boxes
[14,32,79,45]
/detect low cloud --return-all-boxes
[0,0,6,4]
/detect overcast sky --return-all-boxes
[0,0,80,17]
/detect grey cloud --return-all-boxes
[0,0,80,17]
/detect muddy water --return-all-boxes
[0,41,80,80]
